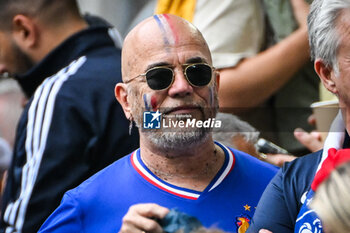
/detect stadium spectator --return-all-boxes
[0,0,138,232]
[38,14,277,233]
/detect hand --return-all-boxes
[119,203,170,233]
[262,153,296,167]
[294,128,323,152]
[290,0,310,28]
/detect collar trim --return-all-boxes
[130,141,235,200]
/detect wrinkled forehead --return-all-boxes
[337,9,350,44]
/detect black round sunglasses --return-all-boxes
[125,63,215,91]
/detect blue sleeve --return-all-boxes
[247,152,322,233]
[39,193,82,233]
[247,169,294,233]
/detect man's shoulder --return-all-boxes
[277,150,323,197]
[283,150,322,176]
[68,49,122,82]
[52,54,122,99]
[59,28,122,83]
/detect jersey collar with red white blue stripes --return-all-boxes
[130,141,235,200]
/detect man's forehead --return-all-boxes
[130,14,202,48]
[122,14,211,76]
[337,9,350,42]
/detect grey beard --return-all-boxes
[133,113,211,151]
[145,127,211,152]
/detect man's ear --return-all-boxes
[115,83,132,119]
[12,15,38,50]
[314,59,337,94]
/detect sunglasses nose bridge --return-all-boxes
[172,66,190,84]
[167,67,194,95]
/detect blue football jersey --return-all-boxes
[39,142,277,233]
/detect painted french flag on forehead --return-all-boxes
[153,14,179,46]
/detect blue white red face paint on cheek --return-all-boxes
[151,95,157,110]
[143,93,158,111]
[209,86,215,108]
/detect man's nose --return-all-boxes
[167,69,193,97]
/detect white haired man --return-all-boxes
[247,0,350,232]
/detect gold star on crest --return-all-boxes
[243,204,251,211]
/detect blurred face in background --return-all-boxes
[0,31,34,78]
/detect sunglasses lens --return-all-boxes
[146,68,173,90]
[186,64,212,87]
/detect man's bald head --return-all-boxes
[122,14,212,82]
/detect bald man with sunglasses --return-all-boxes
[38,14,277,233]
